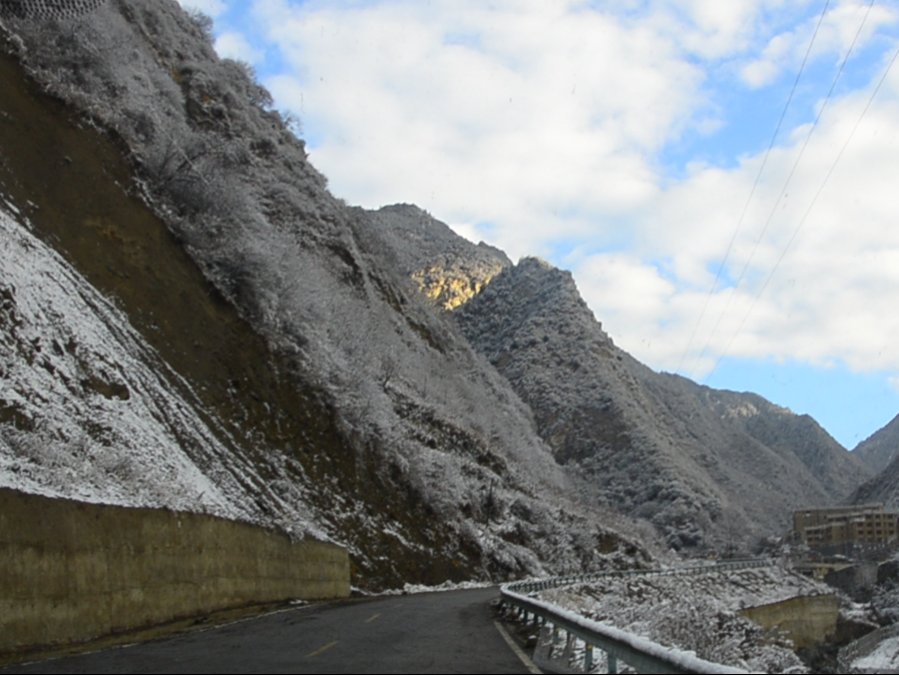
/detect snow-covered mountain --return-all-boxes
[842,413,899,509]
[0,0,874,588]
[365,206,870,550]
[0,0,650,589]
[454,258,870,549]
[0,202,260,523]
[854,414,899,474]
[852,426,899,509]
[360,204,511,310]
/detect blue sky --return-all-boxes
[181,0,899,449]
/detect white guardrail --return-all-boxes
[499,559,772,674]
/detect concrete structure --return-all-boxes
[793,504,898,549]
[739,594,840,650]
[0,488,350,658]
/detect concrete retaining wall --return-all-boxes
[0,488,350,655]
[739,594,839,649]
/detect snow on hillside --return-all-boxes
[0,1,658,585]
[360,204,511,310]
[0,187,651,578]
[452,255,868,551]
[536,564,831,672]
[362,199,870,552]
[852,634,899,672]
[853,413,899,474]
[0,200,285,527]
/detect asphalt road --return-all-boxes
[4,588,534,674]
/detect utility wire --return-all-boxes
[707,37,899,379]
[691,0,877,379]
[675,0,832,376]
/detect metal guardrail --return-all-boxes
[506,558,771,594]
[500,560,772,674]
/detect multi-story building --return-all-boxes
[793,504,898,549]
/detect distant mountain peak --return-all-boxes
[853,412,899,473]
[453,254,869,550]
[362,205,510,310]
[0,0,649,588]
[353,208,871,549]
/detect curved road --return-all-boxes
[5,588,534,674]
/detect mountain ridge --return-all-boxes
[367,209,872,549]
[0,0,652,588]
[853,413,899,473]
[0,0,879,584]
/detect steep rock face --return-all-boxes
[852,414,899,506]
[700,389,868,500]
[0,1,649,588]
[367,207,872,550]
[853,414,899,474]
[453,257,871,550]
[361,204,511,310]
[453,258,621,466]
[853,453,899,508]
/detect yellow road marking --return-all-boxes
[305,640,338,658]
[364,613,381,623]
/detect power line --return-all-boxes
[691,0,878,379]
[675,0,832,376]
[707,36,899,379]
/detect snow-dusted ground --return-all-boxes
[0,0,663,587]
[535,565,832,673]
[853,635,899,672]
[358,579,495,596]
[0,201,322,537]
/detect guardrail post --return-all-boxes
[584,643,593,672]
[608,652,618,674]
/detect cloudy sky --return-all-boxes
[179,0,899,449]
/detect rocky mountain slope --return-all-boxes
[361,204,511,310]
[453,258,871,549]
[0,0,873,580]
[0,1,650,588]
[851,416,899,508]
[853,461,899,509]
[366,206,871,550]
[853,415,899,474]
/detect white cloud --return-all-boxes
[741,31,794,88]
[215,32,263,64]
[177,0,227,18]
[655,0,782,59]
[574,58,899,379]
[739,0,899,88]
[574,252,679,360]
[224,0,899,382]
[255,0,711,259]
